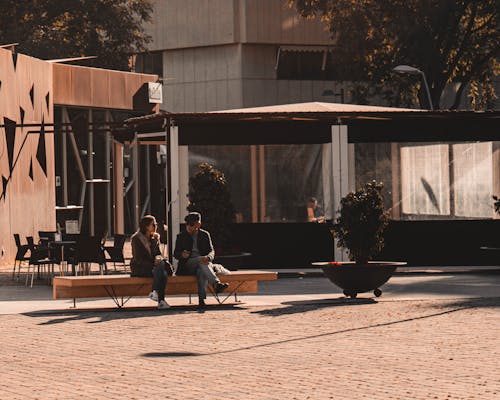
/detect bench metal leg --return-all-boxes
[210,281,245,305]
[103,284,147,308]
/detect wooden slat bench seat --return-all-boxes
[52,270,277,308]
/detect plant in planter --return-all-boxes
[187,162,237,255]
[317,180,405,298]
[332,180,389,265]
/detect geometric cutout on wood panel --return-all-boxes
[1,175,8,201]
[36,119,47,177]
[20,106,25,125]
[28,158,33,181]
[4,117,16,174]
[45,92,50,111]
[12,52,18,70]
[29,84,34,107]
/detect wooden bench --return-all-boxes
[52,270,277,308]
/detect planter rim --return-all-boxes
[312,261,407,267]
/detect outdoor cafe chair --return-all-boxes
[26,236,57,288]
[12,234,30,281]
[103,234,127,272]
[37,231,56,259]
[72,235,107,275]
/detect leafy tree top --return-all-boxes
[291,1,499,110]
[0,0,153,71]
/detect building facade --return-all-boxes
[0,47,157,266]
[138,0,342,112]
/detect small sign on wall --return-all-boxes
[148,82,162,104]
[65,220,80,234]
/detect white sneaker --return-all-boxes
[157,300,170,310]
[149,290,158,302]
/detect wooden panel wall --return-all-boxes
[0,48,55,267]
[52,64,157,110]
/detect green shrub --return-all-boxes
[332,180,389,264]
[187,163,235,250]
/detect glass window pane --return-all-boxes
[400,144,450,216]
[188,145,251,222]
[263,144,327,222]
[453,142,493,218]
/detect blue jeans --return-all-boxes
[183,257,219,300]
[152,261,168,301]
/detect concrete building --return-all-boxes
[138,0,343,112]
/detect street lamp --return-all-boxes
[393,65,433,110]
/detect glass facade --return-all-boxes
[354,141,499,220]
[188,144,331,223]
[185,141,499,223]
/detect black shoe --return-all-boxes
[214,282,229,294]
[198,299,206,308]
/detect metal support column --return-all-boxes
[105,111,113,235]
[88,109,94,235]
[169,125,180,258]
[132,134,140,230]
[331,125,349,262]
[113,142,124,233]
[61,108,68,207]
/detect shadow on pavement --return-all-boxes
[143,351,202,358]
[384,274,500,297]
[252,297,377,317]
[22,304,246,324]
[434,296,500,309]
[140,306,471,359]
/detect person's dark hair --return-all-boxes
[307,197,317,204]
[139,215,156,234]
[184,212,201,225]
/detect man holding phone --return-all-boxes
[173,212,229,308]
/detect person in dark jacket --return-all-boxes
[173,212,228,308]
[130,215,171,310]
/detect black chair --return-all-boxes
[37,230,56,259]
[72,235,107,275]
[12,234,30,280]
[26,236,56,287]
[103,234,126,272]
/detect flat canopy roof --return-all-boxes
[123,102,500,144]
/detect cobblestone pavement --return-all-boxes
[0,295,498,400]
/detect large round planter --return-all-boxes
[313,261,406,298]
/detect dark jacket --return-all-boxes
[173,228,215,275]
[130,231,161,277]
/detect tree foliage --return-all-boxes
[0,0,153,71]
[292,1,499,109]
[187,163,236,251]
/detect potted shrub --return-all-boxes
[187,163,249,268]
[318,180,405,298]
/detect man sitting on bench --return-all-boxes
[174,212,229,308]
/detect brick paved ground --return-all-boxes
[0,295,498,399]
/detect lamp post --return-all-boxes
[393,65,434,110]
